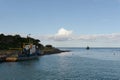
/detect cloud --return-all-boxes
[36,27,120,43]
[43,33,120,46]
[56,28,72,36]
[49,28,73,41]
[21,32,120,47]
[76,33,120,41]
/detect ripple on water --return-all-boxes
[1,48,120,80]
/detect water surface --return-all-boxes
[1,48,120,80]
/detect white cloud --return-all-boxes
[56,28,72,36]
[29,33,120,47]
[36,29,120,42]
[50,28,73,41]
[76,33,120,42]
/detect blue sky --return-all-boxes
[0,0,120,47]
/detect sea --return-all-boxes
[1,48,120,80]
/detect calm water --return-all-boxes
[1,48,120,80]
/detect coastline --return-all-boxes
[0,48,70,62]
[42,48,70,55]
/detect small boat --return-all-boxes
[5,43,41,62]
[86,46,90,50]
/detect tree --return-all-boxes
[0,34,43,50]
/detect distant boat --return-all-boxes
[86,46,90,50]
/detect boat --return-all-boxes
[86,46,90,50]
[4,43,41,62]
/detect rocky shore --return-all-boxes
[0,49,69,55]
[42,48,70,55]
[0,48,70,62]
[0,48,70,59]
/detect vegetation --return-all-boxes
[0,34,44,50]
[0,34,68,56]
[43,45,62,54]
[45,44,53,48]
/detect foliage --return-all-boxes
[0,34,44,50]
[45,45,53,48]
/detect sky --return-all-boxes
[0,0,120,47]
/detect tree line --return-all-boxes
[0,34,44,50]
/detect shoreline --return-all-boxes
[0,49,70,62]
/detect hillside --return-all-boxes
[0,34,44,50]
[0,34,68,55]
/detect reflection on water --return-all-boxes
[0,48,120,80]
